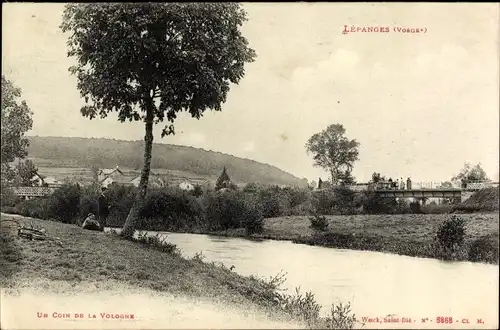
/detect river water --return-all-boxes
[108,229,498,328]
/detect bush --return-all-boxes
[435,215,466,252]
[313,188,371,215]
[309,214,329,231]
[409,201,422,213]
[241,198,264,236]
[454,187,499,213]
[135,231,180,255]
[360,191,392,214]
[139,187,203,231]
[0,185,20,208]
[468,234,499,263]
[258,187,283,218]
[106,184,137,226]
[204,190,261,232]
[192,184,204,197]
[15,198,50,219]
[78,183,101,221]
[421,203,453,214]
[324,302,357,329]
[48,183,82,223]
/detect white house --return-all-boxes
[43,176,62,187]
[98,166,131,187]
[179,180,195,191]
[130,174,164,188]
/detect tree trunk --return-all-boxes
[330,169,337,185]
[121,103,154,238]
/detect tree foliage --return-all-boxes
[305,124,360,184]
[13,159,39,186]
[60,3,256,136]
[61,3,256,237]
[452,162,489,186]
[1,75,33,164]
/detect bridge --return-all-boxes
[327,181,498,201]
[11,186,56,199]
[375,189,462,199]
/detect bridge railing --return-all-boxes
[11,186,56,197]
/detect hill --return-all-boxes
[26,136,308,187]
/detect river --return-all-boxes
[108,229,499,329]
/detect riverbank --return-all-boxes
[184,213,499,265]
[0,213,315,329]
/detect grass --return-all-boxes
[193,213,499,264]
[0,213,359,329]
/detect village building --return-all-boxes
[178,179,195,191]
[98,166,132,187]
[130,173,165,188]
[29,173,62,188]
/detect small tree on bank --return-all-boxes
[61,3,256,238]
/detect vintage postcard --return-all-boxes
[1,2,498,329]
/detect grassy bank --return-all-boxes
[184,213,499,264]
[0,213,359,329]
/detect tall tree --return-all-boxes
[14,159,39,186]
[452,162,490,187]
[215,166,232,190]
[305,124,360,184]
[1,75,33,167]
[61,3,256,237]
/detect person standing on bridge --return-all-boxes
[400,178,405,190]
[98,187,109,231]
[407,177,412,190]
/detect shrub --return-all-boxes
[409,201,422,213]
[204,190,262,232]
[48,183,82,223]
[468,234,499,263]
[312,187,360,215]
[135,231,180,255]
[139,187,203,231]
[106,184,137,226]
[361,191,398,214]
[78,183,101,221]
[192,184,203,197]
[205,190,247,230]
[257,271,359,329]
[309,214,329,231]
[0,185,20,208]
[421,203,453,214]
[241,197,264,236]
[258,187,283,218]
[454,187,499,213]
[279,287,321,326]
[323,302,357,329]
[15,198,50,219]
[435,215,466,252]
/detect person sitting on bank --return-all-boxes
[82,213,101,231]
[98,187,109,231]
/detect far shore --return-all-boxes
[108,213,499,265]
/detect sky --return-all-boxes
[2,3,499,183]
